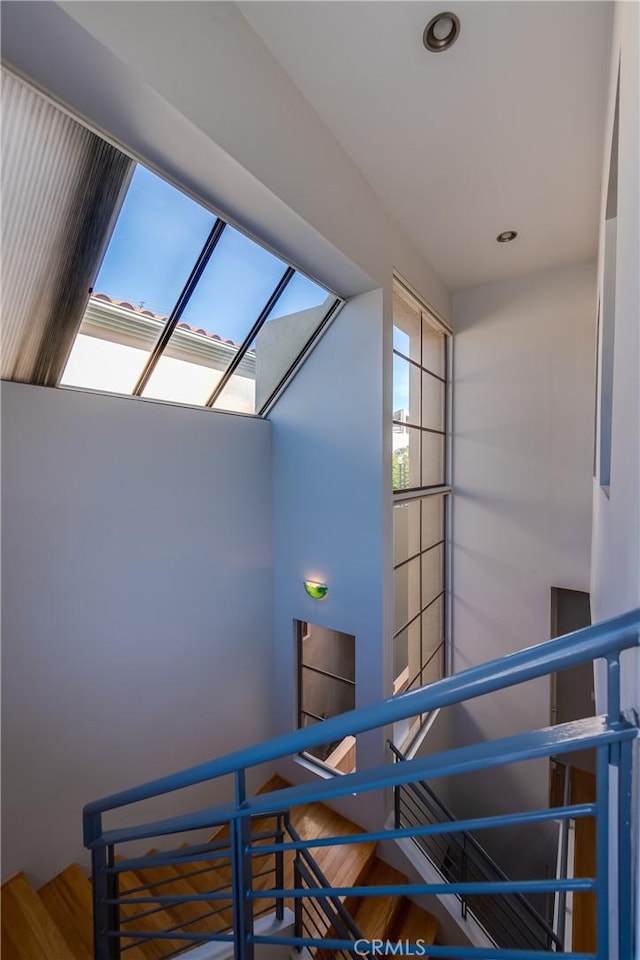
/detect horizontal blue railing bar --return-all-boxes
[107,847,231,873]
[84,608,640,825]
[109,929,234,943]
[251,802,596,856]
[251,934,596,959]
[90,800,237,848]
[110,890,238,904]
[117,872,231,898]
[249,877,596,900]
[86,610,639,960]
[89,715,634,848]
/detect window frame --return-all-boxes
[55,130,345,418]
[391,275,452,754]
[295,619,357,776]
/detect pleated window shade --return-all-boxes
[1,68,133,385]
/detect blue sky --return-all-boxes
[95,165,329,343]
[392,353,410,412]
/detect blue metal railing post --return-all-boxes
[86,811,119,960]
[596,744,611,959]
[293,855,303,941]
[82,609,640,824]
[606,653,621,727]
[461,834,468,921]
[275,814,284,922]
[232,770,254,960]
[78,609,640,960]
[106,845,120,960]
[91,844,118,960]
[392,747,401,829]
[617,737,634,959]
[555,762,571,951]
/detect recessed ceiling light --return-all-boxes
[496,230,518,243]
[423,12,460,52]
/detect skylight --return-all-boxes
[61,163,341,415]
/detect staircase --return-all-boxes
[1,775,439,959]
[4,610,638,959]
[264,775,439,952]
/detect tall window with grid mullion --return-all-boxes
[392,280,449,747]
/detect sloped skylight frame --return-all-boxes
[60,156,344,418]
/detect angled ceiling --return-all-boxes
[239,1,612,290]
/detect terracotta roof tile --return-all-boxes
[90,293,241,347]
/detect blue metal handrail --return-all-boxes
[390,741,561,950]
[84,609,639,828]
[84,608,640,960]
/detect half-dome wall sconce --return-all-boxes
[303,580,329,600]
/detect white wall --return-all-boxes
[591,0,640,705]
[269,291,389,827]
[439,260,597,878]
[1,383,274,883]
[0,0,452,860]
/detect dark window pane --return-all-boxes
[298,622,356,771]
[301,667,355,720]
[301,624,355,682]
[299,713,348,765]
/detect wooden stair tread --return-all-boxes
[256,773,290,794]
[117,867,196,960]
[1,872,79,960]
[137,854,221,920]
[38,865,94,960]
[286,801,377,889]
[172,847,233,931]
[141,849,234,936]
[0,774,439,960]
[345,859,407,940]
[392,900,439,946]
[174,843,232,893]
